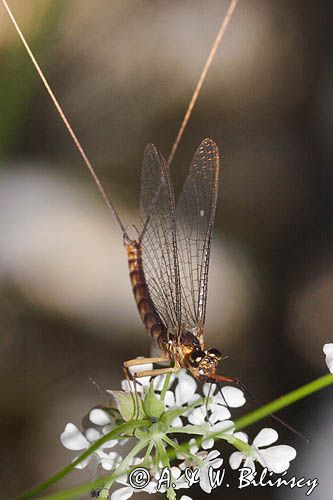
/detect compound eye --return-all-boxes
[207,348,222,361]
[188,350,205,367]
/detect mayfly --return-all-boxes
[123,138,233,385]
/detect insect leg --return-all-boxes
[123,356,168,370]
[133,367,178,379]
[204,382,214,424]
[122,363,141,420]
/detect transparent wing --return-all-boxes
[176,138,220,338]
[139,144,181,329]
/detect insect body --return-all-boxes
[127,239,168,350]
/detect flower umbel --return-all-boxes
[60,362,297,499]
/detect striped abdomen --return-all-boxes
[126,240,167,348]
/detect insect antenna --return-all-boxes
[1,0,130,242]
[88,377,106,397]
[167,0,239,167]
[212,376,309,442]
[139,0,239,237]
[237,379,310,442]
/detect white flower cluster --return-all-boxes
[60,361,298,499]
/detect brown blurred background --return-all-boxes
[0,1,332,499]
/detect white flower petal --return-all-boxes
[205,449,223,469]
[199,469,212,494]
[244,456,256,472]
[99,451,122,470]
[118,438,129,446]
[229,451,244,470]
[202,437,214,449]
[323,343,333,356]
[234,432,248,443]
[206,449,221,461]
[253,428,278,448]
[89,408,112,426]
[170,466,181,479]
[171,416,183,428]
[85,427,101,442]
[259,445,296,473]
[142,482,157,494]
[187,394,201,405]
[180,496,193,500]
[175,372,197,405]
[210,457,224,469]
[73,455,91,469]
[203,382,217,397]
[243,457,256,479]
[187,406,206,425]
[110,486,133,500]
[210,403,231,423]
[128,359,153,375]
[130,457,142,466]
[120,379,129,392]
[213,419,235,434]
[189,438,199,454]
[115,474,128,484]
[121,379,144,393]
[163,390,175,407]
[136,376,152,387]
[102,439,118,448]
[128,360,153,387]
[220,386,246,407]
[323,343,333,373]
[60,423,89,451]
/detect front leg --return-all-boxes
[122,355,178,382]
[133,366,179,379]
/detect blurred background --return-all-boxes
[0,0,332,498]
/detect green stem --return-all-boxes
[15,419,149,500]
[143,440,155,465]
[160,372,172,401]
[170,424,208,435]
[162,435,202,466]
[100,438,149,498]
[162,435,178,449]
[155,438,176,500]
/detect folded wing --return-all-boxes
[139,144,181,330]
[176,138,220,342]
